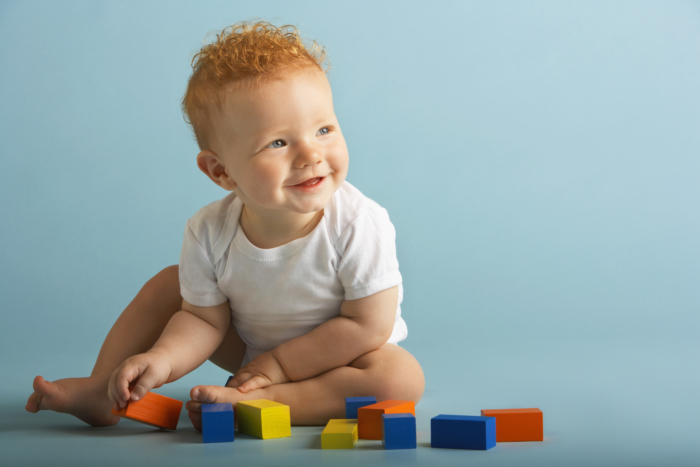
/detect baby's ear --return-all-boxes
[196,150,237,190]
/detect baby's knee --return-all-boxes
[370,349,425,404]
[378,368,424,404]
[141,265,180,297]
[140,265,180,307]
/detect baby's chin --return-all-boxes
[280,189,337,214]
[290,193,336,213]
[286,199,330,215]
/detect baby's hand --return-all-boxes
[228,352,290,393]
[107,351,172,410]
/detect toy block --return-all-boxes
[202,403,234,443]
[382,413,416,450]
[358,400,415,440]
[321,419,358,449]
[111,391,182,431]
[431,415,496,450]
[237,399,291,439]
[345,396,377,419]
[480,408,543,442]
[225,375,234,387]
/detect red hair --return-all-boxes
[181,21,329,150]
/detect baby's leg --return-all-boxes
[187,343,425,428]
[26,265,246,426]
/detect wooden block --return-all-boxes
[237,399,291,439]
[345,396,377,419]
[358,400,415,440]
[480,408,543,442]
[111,392,182,431]
[202,403,234,443]
[321,419,358,449]
[431,415,496,450]
[382,413,416,450]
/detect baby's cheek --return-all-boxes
[258,160,286,183]
[247,165,283,197]
[328,146,349,173]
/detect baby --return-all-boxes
[26,21,424,428]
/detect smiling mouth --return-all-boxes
[294,176,324,187]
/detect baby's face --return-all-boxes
[209,67,349,216]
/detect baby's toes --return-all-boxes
[29,376,67,412]
[25,391,42,413]
[188,410,203,432]
[185,400,203,412]
[190,385,226,405]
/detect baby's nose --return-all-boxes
[295,143,323,167]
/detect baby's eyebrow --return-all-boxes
[254,117,333,139]
[252,127,289,142]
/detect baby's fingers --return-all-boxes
[129,367,162,402]
[227,372,254,389]
[110,360,147,407]
[238,375,271,393]
[107,367,130,408]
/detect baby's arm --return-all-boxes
[231,285,398,392]
[107,300,229,408]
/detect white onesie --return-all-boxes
[179,181,407,365]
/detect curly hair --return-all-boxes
[181,20,330,151]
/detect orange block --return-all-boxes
[358,400,415,440]
[480,408,543,442]
[111,392,183,431]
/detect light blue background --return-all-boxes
[1,1,698,465]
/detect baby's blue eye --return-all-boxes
[268,139,286,149]
[317,127,329,136]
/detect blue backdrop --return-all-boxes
[1,1,698,465]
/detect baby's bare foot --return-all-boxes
[186,385,266,432]
[26,375,119,427]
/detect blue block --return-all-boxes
[382,413,417,450]
[225,375,234,387]
[431,415,496,450]
[345,396,377,419]
[202,403,235,443]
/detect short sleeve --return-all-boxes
[179,221,228,307]
[335,206,403,300]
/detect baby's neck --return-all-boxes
[239,205,323,249]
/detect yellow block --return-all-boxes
[322,419,358,449]
[237,399,291,439]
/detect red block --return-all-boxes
[480,408,543,442]
[358,400,415,440]
[111,392,183,431]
